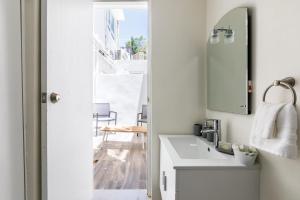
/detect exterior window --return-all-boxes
[107,11,115,38]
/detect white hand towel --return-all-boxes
[250,103,298,159]
[250,102,285,139]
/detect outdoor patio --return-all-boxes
[93,132,146,189]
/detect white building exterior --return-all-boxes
[93,8,125,59]
[93,7,147,126]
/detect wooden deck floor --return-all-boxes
[93,134,147,189]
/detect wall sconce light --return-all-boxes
[224,28,235,44]
[209,28,220,44]
[209,26,235,44]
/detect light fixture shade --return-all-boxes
[210,29,219,44]
[224,29,235,44]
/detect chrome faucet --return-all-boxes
[200,119,221,148]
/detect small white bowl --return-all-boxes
[232,144,258,166]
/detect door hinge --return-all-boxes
[41,92,47,103]
[248,80,253,93]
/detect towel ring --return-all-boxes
[262,77,297,105]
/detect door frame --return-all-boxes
[21,0,42,199]
[41,0,49,199]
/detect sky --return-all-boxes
[119,9,148,48]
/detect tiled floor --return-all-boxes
[93,189,148,200]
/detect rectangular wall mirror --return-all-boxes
[207,7,250,115]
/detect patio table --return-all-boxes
[100,126,147,149]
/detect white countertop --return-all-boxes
[159,134,259,170]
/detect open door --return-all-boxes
[41,0,93,199]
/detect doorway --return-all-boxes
[92,2,149,199]
[41,0,151,199]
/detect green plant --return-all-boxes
[126,36,147,55]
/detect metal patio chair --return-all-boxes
[137,104,147,126]
[93,103,117,135]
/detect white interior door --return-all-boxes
[0,0,24,199]
[41,0,93,199]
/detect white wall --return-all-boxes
[206,1,300,200]
[0,0,24,199]
[94,74,144,125]
[121,60,147,73]
[151,0,207,199]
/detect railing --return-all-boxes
[93,37,116,73]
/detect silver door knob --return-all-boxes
[50,93,61,103]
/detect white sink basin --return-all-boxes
[168,137,227,159]
[159,135,251,169]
